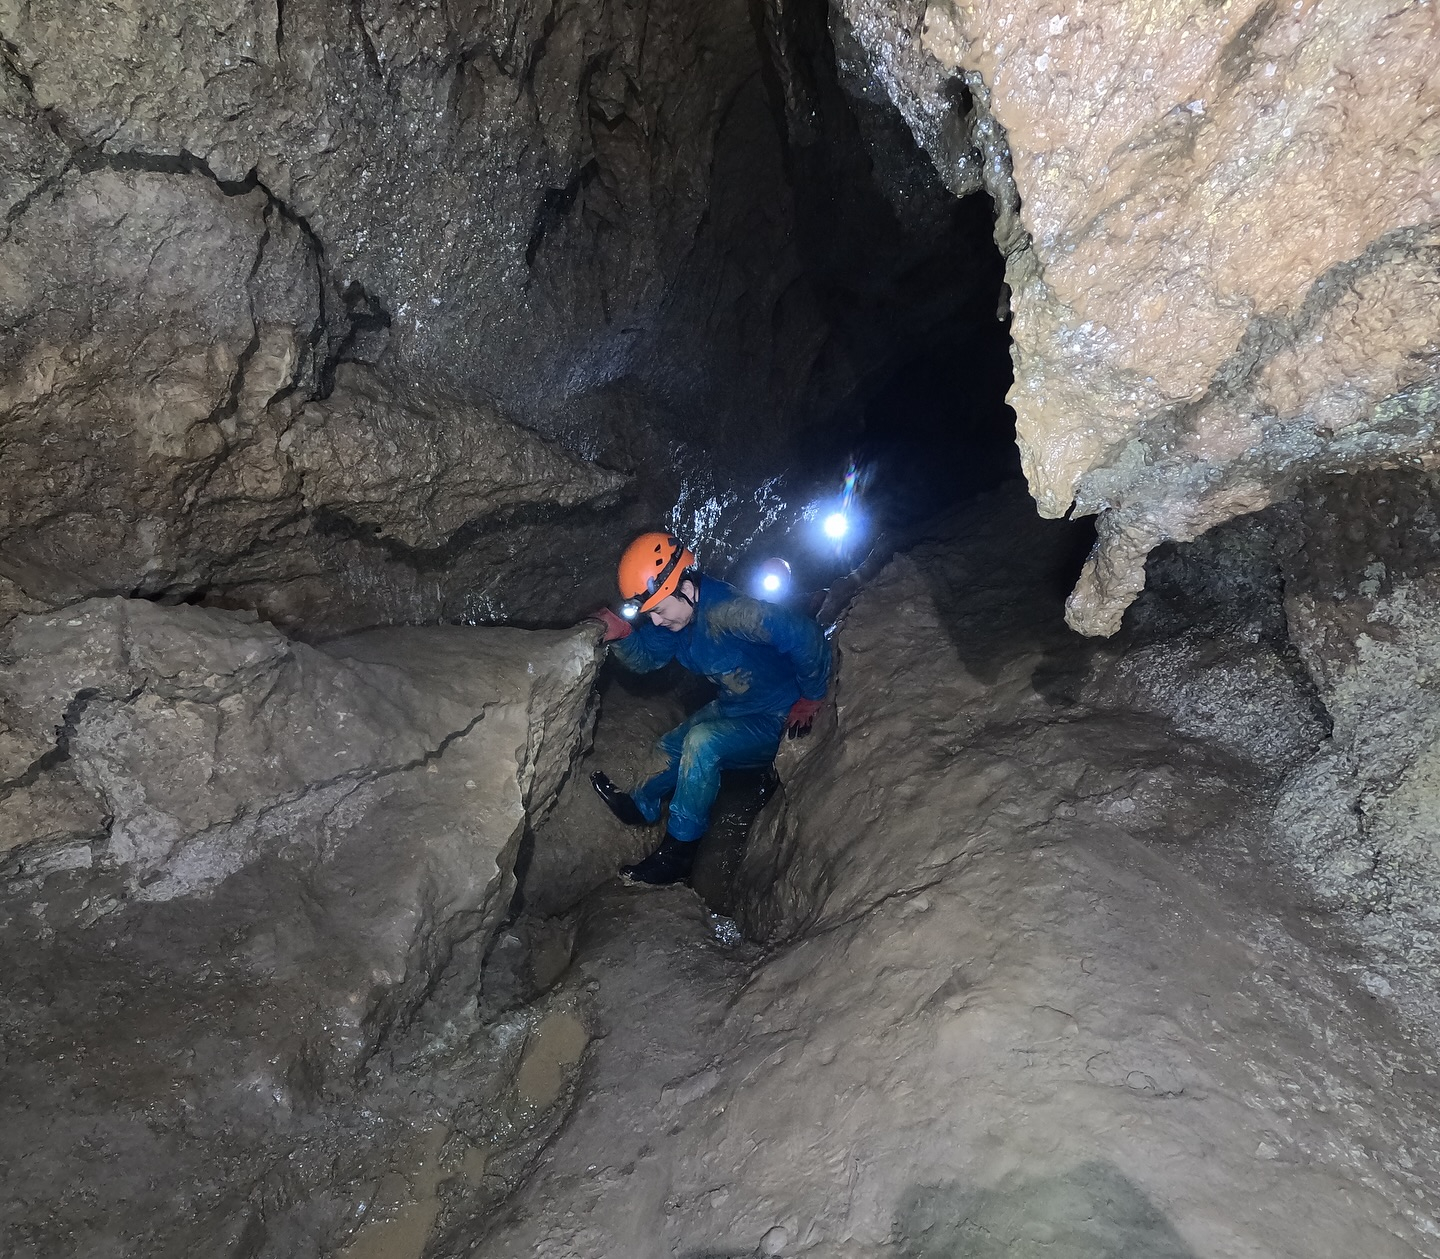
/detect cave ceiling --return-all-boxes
[2,0,1436,635]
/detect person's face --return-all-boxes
[647,581,697,631]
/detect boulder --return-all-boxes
[0,599,601,1256]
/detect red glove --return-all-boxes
[785,697,824,739]
[589,607,632,643]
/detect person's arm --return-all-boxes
[609,620,679,674]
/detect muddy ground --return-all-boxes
[470,486,1440,1258]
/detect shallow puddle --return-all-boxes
[515,1009,590,1107]
[340,1126,451,1259]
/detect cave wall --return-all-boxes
[0,0,823,433]
[0,0,799,632]
[2,0,1008,635]
[836,0,1439,634]
[1271,468,1440,1027]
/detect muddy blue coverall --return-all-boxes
[610,575,831,842]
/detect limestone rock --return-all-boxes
[1271,469,1440,1027]
[0,575,47,633]
[1080,514,1330,776]
[0,599,601,1255]
[0,163,317,605]
[838,0,1440,633]
[0,0,782,426]
[287,364,626,550]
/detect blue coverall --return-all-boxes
[610,575,832,842]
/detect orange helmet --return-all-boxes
[617,531,696,617]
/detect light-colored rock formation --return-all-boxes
[838,0,1440,633]
[0,600,601,1255]
[0,165,318,608]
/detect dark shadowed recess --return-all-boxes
[708,0,1019,589]
[778,3,1018,537]
[587,0,1026,915]
[853,304,1020,532]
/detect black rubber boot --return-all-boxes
[621,834,697,886]
[591,771,649,826]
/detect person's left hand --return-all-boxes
[785,697,824,739]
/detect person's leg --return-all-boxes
[629,712,699,824]
[664,712,784,843]
[623,708,780,886]
[628,701,730,824]
[628,722,686,825]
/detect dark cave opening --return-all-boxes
[852,303,1020,533]
[712,188,1024,639]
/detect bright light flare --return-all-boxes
[762,573,782,592]
[822,512,849,540]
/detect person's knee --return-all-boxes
[679,725,724,776]
[656,727,687,764]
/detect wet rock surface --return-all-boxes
[836,0,1440,633]
[0,0,1002,632]
[0,602,602,1257]
[0,154,627,634]
[475,486,1440,1258]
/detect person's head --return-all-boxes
[616,531,698,632]
[645,578,699,630]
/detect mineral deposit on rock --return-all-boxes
[838,0,1440,633]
